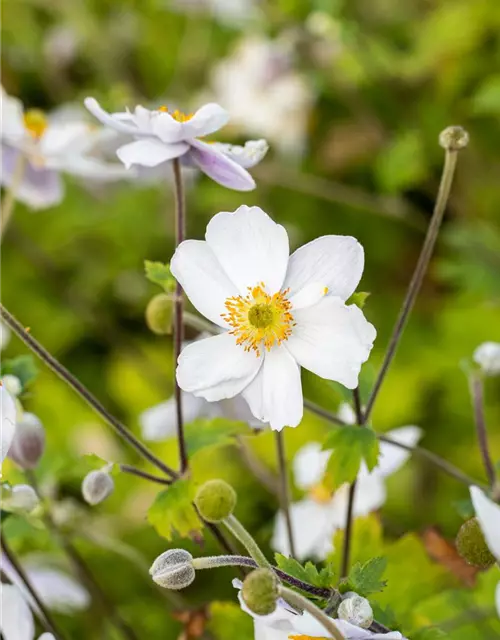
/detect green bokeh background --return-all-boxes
[2,0,500,638]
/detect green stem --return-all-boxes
[469,373,496,487]
[278,586,346,640]
[222,514,271,569]
[275,430,296,558]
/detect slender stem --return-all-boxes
[1,531,65,639]
[469,374,496,487]
[119,464,172,486]
[172,158,188,474]
[0,304,178,480]
[223,514,271,569]
[340,388,364,578]
[364,145,461,424]
[275,431,296,557]
[304,399,346,426]
[278,586,346,640]
[0,153,25,242]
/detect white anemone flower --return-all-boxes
[84,98,268,191]
[0,585,55,640]
[473,342,500,376]
[234,579,406,639]
[1,384,17,465]
[171,0,259,26]
[1,87,131,210]
[273,404,422,559]
[171,206,376,431]
[0,322,11,350]
[470,486,500,616]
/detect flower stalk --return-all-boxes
[275,430,296,558]
[278,585,346,640]
[0,153,26,241]
[222,514,271,569]
[469,373,496,487]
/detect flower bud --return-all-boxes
[1,375,22,397]
[439,126,469,151]
[145,294,173,335]
[194,479,236,523]
[81,470,114,506]
[2,484,40,513]
[242,568,279,616]
[338,594,373,629]
[473,342,500,377]
[456,517,495,569]
[8,413,45,469]
[149,549,195,590]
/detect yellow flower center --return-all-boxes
[23,109,47,139]
[158,106,193,122]
[222,284,294,356]
[309,483,333,504]
[289,636,330,640]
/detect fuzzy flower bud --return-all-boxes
[149,549,195,590]
[8,413,45,469]
[439,126,469,151]
[1,375,22,397]
[81,470,114,506]
[242,568,279,616]
[3,484,40,513]
[194,479,237,523]
[337,593,373,629]
[473,342,500,377]
[145,294,173,335]
[456,517,495,569]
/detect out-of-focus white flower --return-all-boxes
[470,486,500,617]
[473,342,500,376]
[170,0,259,26]
[234,579,406,639]
[211,36,314,156]
[172,206,375,431]
[0,585,55,640]
[1,374,22,396]
[0,322,11,350]
[85,98,267,191]
[0,87,131,210]
[1,385,17,464]
[272,404,422,558]
[2,483,40,513]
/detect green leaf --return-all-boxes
[207,601,253,640]
[147,479,202,541]
[185,418,249,458]
[412,628,448,640]
[346,291,370,309]
[375,131,427,193]
[323,425,379,487]
[275,554,335,589]
[144,260,176,293]
[1,356,38,390]
[329,514,384,570]
[345,556,387,596]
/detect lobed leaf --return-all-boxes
[144,260,176,293]
[147,478,202,541]
[323,424,379,487]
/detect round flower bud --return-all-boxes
[242,568,279,616]
[194,479,236,523]
[338,594,373,629]
[456,517,495,569]
[145,294,173,335]
[1,375,22,397]
[8,413,45,469]
[149,549,195,590]
[82,470,114,506]
[439,126,469,151]
[3,484,40,513]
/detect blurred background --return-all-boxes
[2,0,500,638]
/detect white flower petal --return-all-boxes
[176,332,262,400]
[473,341,500,376]
[1,385,17,463]
[338,402,356,425]
[84,98,144,135]
[171,239,238,327]
[211,139,269,169]
[182,103,229,138]
[376,426,422,478]
[262,346,303,431]
[57,156,132,181]
[40,122,90,156]
[351,474,387,519]
[140,393,208,441]
[0,585,34,640]
[25,566,90,613]
[39,635,57,640]
[218,395,266,429]
[289,282,328,310]
[470,486,500,561]
[188,140,256,191]
[116,139,188,169]
[284,236,365,302]
[241,367,267,423]
[205,205,289,295]
[286,296,376,389]
[293,442,330,491]
[1,88,26,141]
[272,499,333,560]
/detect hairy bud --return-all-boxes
[338,593,373,629]
[82,470,114,506]
[242,568,279,616]
[150,549,195,590]
[1,375,22,397]
[439,126,469,151]
[3,484,40,513]
[145,294,173,335]
[8,413,45,469]
[456,517,495,569]
[194,479,236,523]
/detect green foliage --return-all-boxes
[147,479,202,541]
[144,260,176,293]
[375,131,427,193]
[1,355,38,390]
[185,418,249,458]
[412,628,448,640]
[275,553,335,589]
[346,291,370,309]
[207,602,253,640]
[330,515,384,569]
[323,425,379,486]
[343,556,388,596]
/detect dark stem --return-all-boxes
[340,388,364,578]
[172,158,188,474]
[304,399,345,426]
[469,374,496,486]
[275,430,296,557]
[363,148,459,424]
[1,531,66,639]
[0,304,178,480]
[119,464,172,485]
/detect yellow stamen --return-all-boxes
[222,284,294,357]
[309,483,332,504]
[158,106,193,122]
[289,636,330,640]
[23,109,47,139]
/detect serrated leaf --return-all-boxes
[346,291,370,309]
[346,556,387,596]
[275,554,335,589]
[207,601,253,640]
[144,260,176,293]
[323,425,379,486]
[185,418,248,458]
[1,356,38,390]
[147,479,201,541]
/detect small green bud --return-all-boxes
[194,479,236,523]
[150,549,195,590]
[456,517,495,569]
[145,293,173,335]
[439,126,469,151]
[82,470,114,506]
[242,568,279,616]
[8,413,45,469]
[338,593,373,629]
